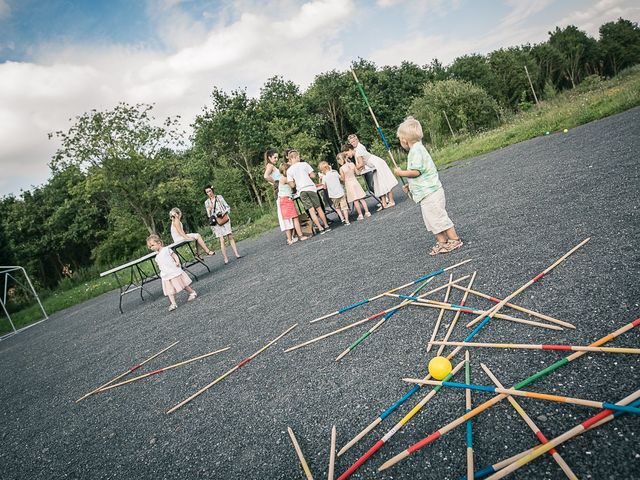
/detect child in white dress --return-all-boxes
[146,234,197,311]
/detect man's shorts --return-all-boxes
[300,190,322,210]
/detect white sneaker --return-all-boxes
[364,212,371,218]
[187,292,197,302]
[169,304,178,311]
[356,215,364,221]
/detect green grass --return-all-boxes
[4,67,640,335]
[431,67,640,167]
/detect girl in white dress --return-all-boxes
[169,208,215,256]
[146,234,197,311]
[347,135,398,208]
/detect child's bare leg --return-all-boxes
[219,236,228,263]
[335,208,345,222]
[293,218,305,238]
[285,229,293,243]
[341,208,349,223]
[435,232,448,244]
[360,200,370,215]
[228,234,241,257]
[316,207,329,228]
[184,285,195,294]
[380,194,389,208]
[387,191,395,206]
[168,294,177,306]
[444,226,460,241]
[354,201,363,217]
[308,208,323,230]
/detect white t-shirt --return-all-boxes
[286,162,317,192]
[155,247,183,280]
[322,170,345,198]
[355,143,374,173]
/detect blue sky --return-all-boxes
[1,0,638,196]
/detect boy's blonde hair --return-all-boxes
[278,162,290,175]
[317,161,330,171]
[169,207,181,219]
[396,116,423,142]
[146,234,163,245]
[347,134,358,142]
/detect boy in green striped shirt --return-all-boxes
[394,116,463,256]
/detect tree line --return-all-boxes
[1,18,639,292]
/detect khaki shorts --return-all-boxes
[419,188,454,234]
[331,195,348,211]
[299,190,322,210]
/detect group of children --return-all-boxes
[151,116,463,310]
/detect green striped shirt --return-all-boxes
[407,142,442,203]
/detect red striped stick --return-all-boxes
[75,340,179,402]
[377,317,640,472]
[450,283,574,329]
[166,323,297,414]
[426,274,453,352]
[428,340,640,354]
[481,364,577,479]
[437,272,476,356]
[466,238,590,328]
[487,388,640,479]
[95,346,231,392]
[284,276,469,353]
[403,299,562,331]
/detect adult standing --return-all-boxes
[263,149,295,243]
[347,134,398,208]
[204,185,242,264]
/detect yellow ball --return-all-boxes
[428,356,452,380]
[563,128,568,133]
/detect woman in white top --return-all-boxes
[263,148,295,242]
[347,134,398,208]
[204,185,242,264]
[169,208,215,256]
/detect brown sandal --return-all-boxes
[429,242,452,256]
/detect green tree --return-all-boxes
[489,46,540,108]
[599,18,640,76]
[449,54,501,101]
[50,103,186,234]
[409,79,500,146]
[549,25,600,88]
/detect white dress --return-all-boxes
[366,154,398,197]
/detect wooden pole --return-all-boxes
[481,364,577,479]
[75,340,179,403]
[285,277,470,353]
[288,427,314,480]
[450,283,574,329]
[524,65,540,106]
[466,238,590,328]
[426,274,452,352]
[96,346,231,393]
[427,340,640,355]
[377,317,640,472]
[166,324,297,414]
[328,425,336,480]
[442,110,455,136]
[437,272,476,356]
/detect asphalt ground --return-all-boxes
[1,108,639,480]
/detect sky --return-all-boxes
[1,0,638,197]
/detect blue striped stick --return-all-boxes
[334,260,472,362]
[311,259,471,324]
[465,351,474,480]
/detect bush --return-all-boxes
[409,79,500,147]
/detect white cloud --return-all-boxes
[555,0,640,36]
[0,0,355,197]
[0,0,10,19]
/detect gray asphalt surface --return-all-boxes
[1,108,639,480]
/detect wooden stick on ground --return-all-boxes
[427,340,640,355]
[75,340,179,403]
[437,272,476,356]
[328,425,336,480]
[288,427,314,480]
[426,274,453,352]
[166,324,297,414]
[96,346,231,393]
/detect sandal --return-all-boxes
[299,236,309,241]
[206,250,215,256]
[429,242,453,256]
[447,238,464,251]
